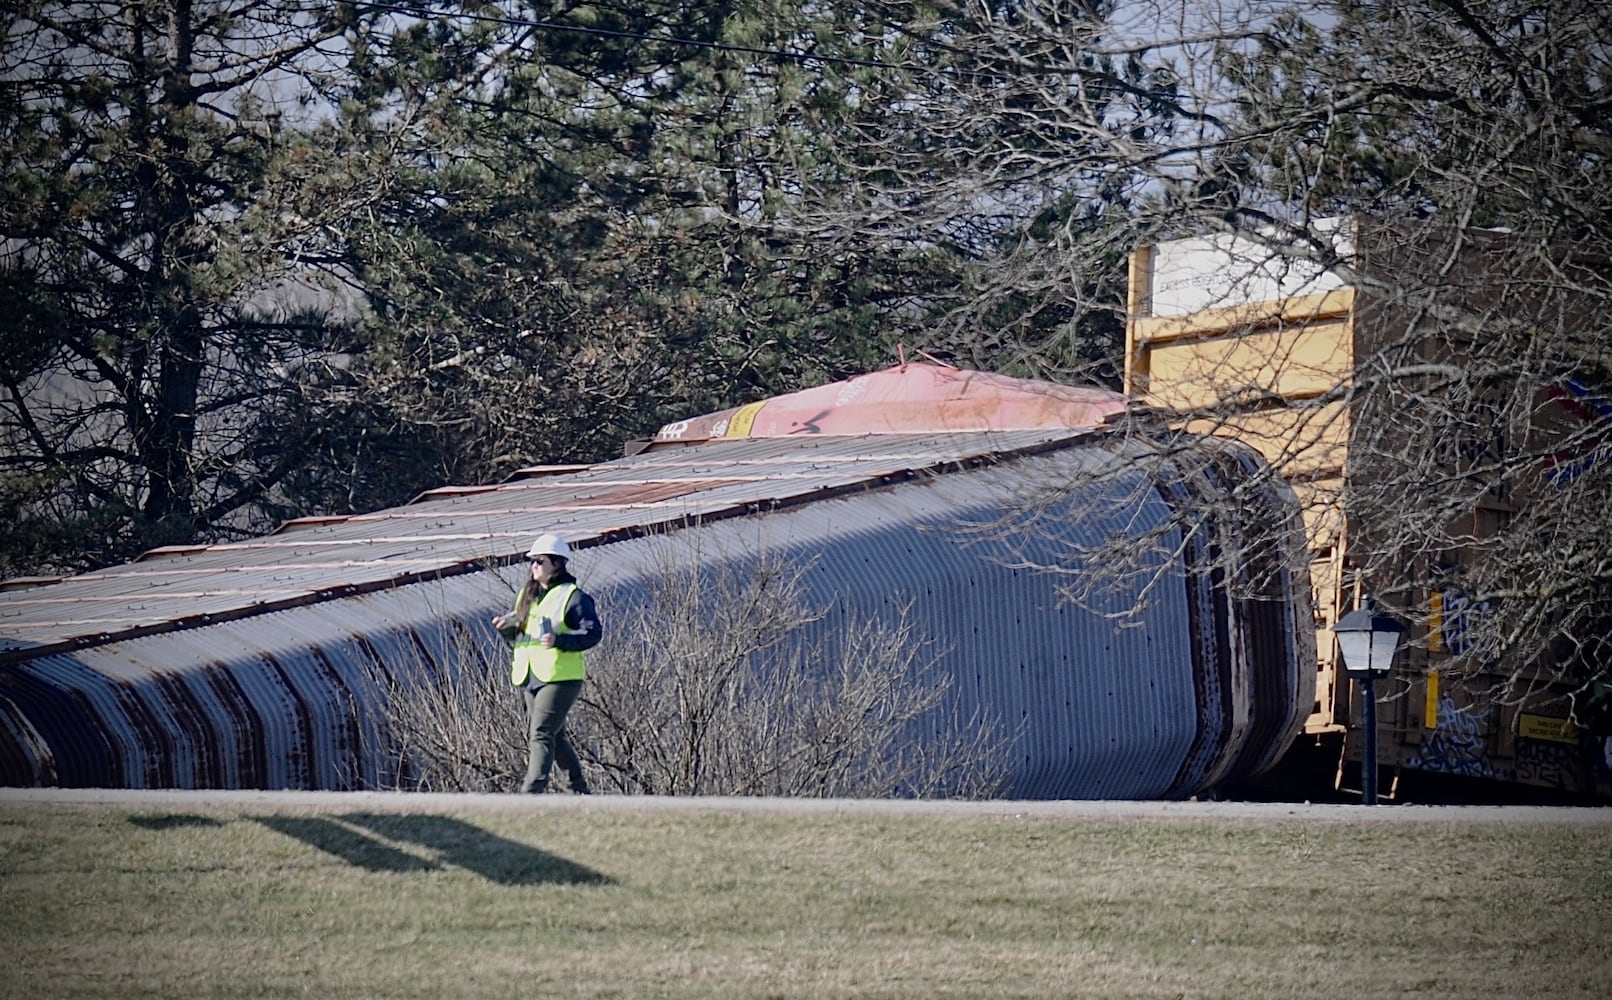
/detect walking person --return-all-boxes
[493,533,602,794]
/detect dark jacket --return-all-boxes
[499,577,603,654]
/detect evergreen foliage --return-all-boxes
[4,0,1608,706]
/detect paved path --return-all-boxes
[4,787,1609,824]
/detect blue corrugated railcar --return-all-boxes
[0,364,1313,798]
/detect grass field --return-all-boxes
[1,795,1609,998]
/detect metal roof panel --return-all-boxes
[0,430,1085,657]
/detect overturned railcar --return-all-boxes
[0,364,1314,798]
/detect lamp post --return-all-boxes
[1333,597,1405,805]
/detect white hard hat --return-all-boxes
[525,533,572,559]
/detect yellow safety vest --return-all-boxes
[509,583,586,686]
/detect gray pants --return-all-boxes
[520,679,588,794]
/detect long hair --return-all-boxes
[512,557,577,624]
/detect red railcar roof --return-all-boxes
[651,363,1128,445]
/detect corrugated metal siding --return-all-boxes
[578,457,1204,798]
[0,428,1312,798]
[1213,444,1315,779]
[2,589,507,789]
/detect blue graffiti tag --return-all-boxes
[1542,377,1612,486]
[1439,590,1495,657]
[1408,695,1506,779]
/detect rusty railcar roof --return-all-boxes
[0,427,1096,663]
[650,361,1129,443]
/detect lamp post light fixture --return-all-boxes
[1333,597,1405,805]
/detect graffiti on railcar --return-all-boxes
[1428,589,1495,658]
[1513,738,1579,791]
[1408,694,1506,780]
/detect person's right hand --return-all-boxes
[492,614,508,629]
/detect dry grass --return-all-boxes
[1,799,1609,998]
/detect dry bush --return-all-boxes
[372,550,1010,798]
[576,550,1010,798]
[367,622,528,793]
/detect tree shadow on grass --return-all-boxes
[254,813,611,887]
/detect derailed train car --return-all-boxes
[0,364,1314,798]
